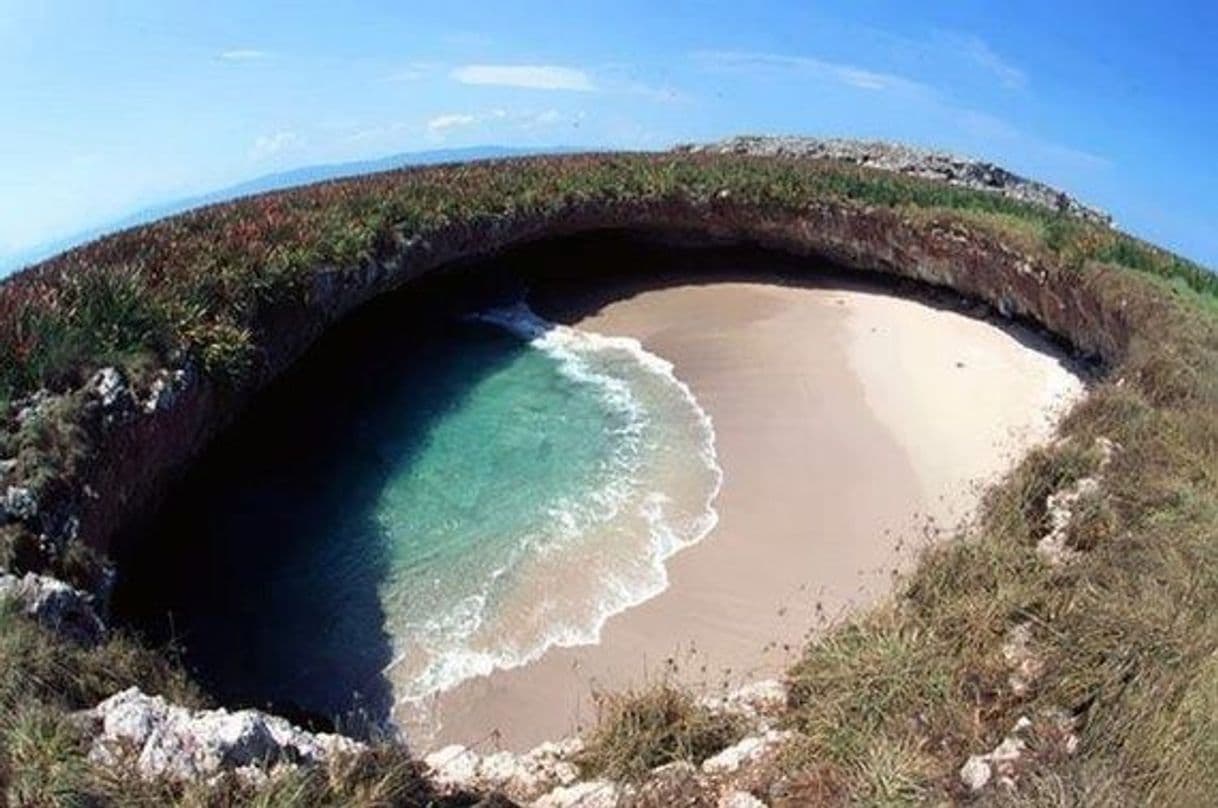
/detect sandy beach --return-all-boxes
[406,272,1084,752]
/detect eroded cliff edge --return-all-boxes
[1,183,1137,566]
[2,146,1216,802]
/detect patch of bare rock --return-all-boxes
[1037,436,1117,566]
[424,679,795,806]
[958,711,1079,794]
[0,570,106,646]
[677,135,1112,226]
[77,687,366,785]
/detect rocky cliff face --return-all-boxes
[0,153,1147,804]
[79,688,365,785]
[679,135,1113,226]
[0,570,106,646]
[1,193,1132,568]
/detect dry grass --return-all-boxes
[2,153,1217,804]
[780,267,1218,804]
[580,680,748,782]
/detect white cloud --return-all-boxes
[424,108,573,140]
[251,131,302,160]
[943,33,1027,90]
[691,48,1106,173]
[219,49,272,62]
[692,50,930,95]
[450,64,596,92]
[426,113,478,133]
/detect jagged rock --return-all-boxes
[533,779,621,807]
[1002,623,1044,697]
[1037,437,1117,566]
[958,716,1033,793]
[82,688,364,783]
[698,680,787,726]
[0,571,106,646]
[1037,477,1099,564]
[91,367,126,409]
[679,136,1112,226]
[959,755,992,791]
[718,790,767,808]
[485,741,582,801]
[3,485,38,521]
[143,366,192,414]
[85,367,137,425]
[426,744,481,789]
[425,737,584,803]
[632,761,704,805]
[701,731,793,776]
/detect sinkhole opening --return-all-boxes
[110,230,1062,737]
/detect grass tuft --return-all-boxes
[580,680,748,782]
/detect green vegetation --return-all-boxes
[1,152,1217,804]
[781,272,1218,803]
[0,604,456,805]
[579,681,748,782]
[1,154,1212,408]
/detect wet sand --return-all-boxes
[406,273,1084,752]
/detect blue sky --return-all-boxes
[3,1,1216,268]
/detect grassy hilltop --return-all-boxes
[1,152,1217,804]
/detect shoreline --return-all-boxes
[385,301,725,711]
[401,271,1085,752]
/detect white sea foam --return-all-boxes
[384,301,723,717]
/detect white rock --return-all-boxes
[83,688,363,782]
[1037,437,1117,566]
[989,736,1026,765]
[958,716,1033,793]
[3,485,38,520]
[1037,476,1100,565]
[0,572,106,647]
[91,367,127,409]
[142,366,192,414]
[424,744,480,787]
[699,680,787,721]
[478,747,579,801]
[960,755,992,791]
[479,750,521,782]
[533,779,620,807]
[1002,624,1044,697]
[422,736,585,801]
[680,136,1113,225]
[701,730,792,775]
[719,790,768,808]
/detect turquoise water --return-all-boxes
[117,301,719,734]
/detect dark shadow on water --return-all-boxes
[111,230,1090,739]
[113,272,530,737]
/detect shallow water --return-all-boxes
[116,299,719,734]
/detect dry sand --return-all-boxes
[408,273,1084,752]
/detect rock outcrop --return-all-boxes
[79,687,365,784]
[678,135,1112,226]
[958,711,1079,795]
[0,571,106,646]
[1037,437,1117,565]
[1,160,1134,571]
[425,739,584,804]
[422,680,796,806]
